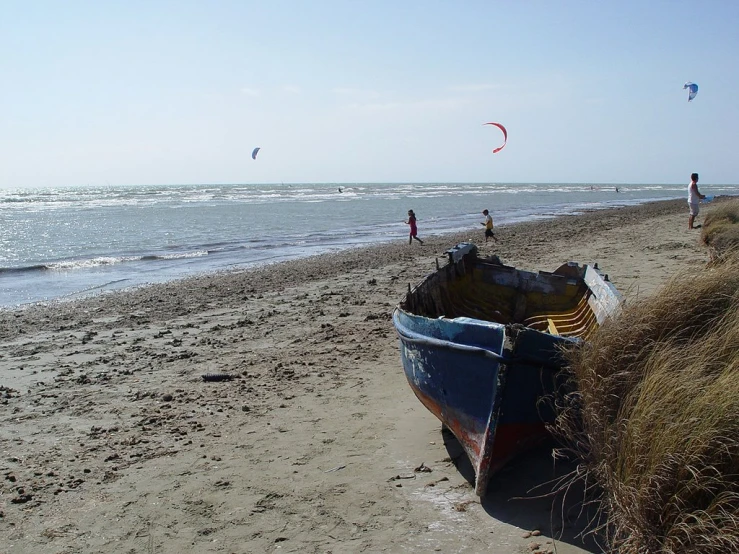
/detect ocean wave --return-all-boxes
[0,251,209,275]
[0,182,706,211]
[0,264,48,274]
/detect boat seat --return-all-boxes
[524,291,595,337]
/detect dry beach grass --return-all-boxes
[556,225,739,553]
[701,198,739,260]
[0,198,726,553]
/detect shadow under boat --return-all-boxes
[442,426,604,552]
[392,243,621,497]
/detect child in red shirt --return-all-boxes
[405,210,424,245]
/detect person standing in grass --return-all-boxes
[405,210,424,245]
[481,209,498,242]
[688,172,706,230]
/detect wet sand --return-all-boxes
[0,199,714,553]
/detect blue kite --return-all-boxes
[684,82,698,102]
[251,147,260,160]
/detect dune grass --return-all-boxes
[701,199,739,259]
[554,257,739,553]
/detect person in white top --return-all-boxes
[688,172,706,230]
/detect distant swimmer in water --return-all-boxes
[338,187,343,193]
[615,187,619,193]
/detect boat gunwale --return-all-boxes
[392,308,507,361]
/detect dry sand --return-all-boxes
[0,199,715,553]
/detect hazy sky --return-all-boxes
[2,1,738,188]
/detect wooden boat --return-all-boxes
[392,243,621,496]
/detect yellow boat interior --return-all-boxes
[401,257,601,340]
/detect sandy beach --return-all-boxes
[0,199,714,554]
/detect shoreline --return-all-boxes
[0,192,714,309]
[0,198,714,553]
[1,198,701,323]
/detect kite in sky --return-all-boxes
[251,147,260,160]
[483,122,507,153]
[684,82,698,102]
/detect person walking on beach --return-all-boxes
[405,210,424,245]
[481,209,498,243]
[688,172,706,230]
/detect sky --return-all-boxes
[2,0,738,188]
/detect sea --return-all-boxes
[1,181,736,308]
